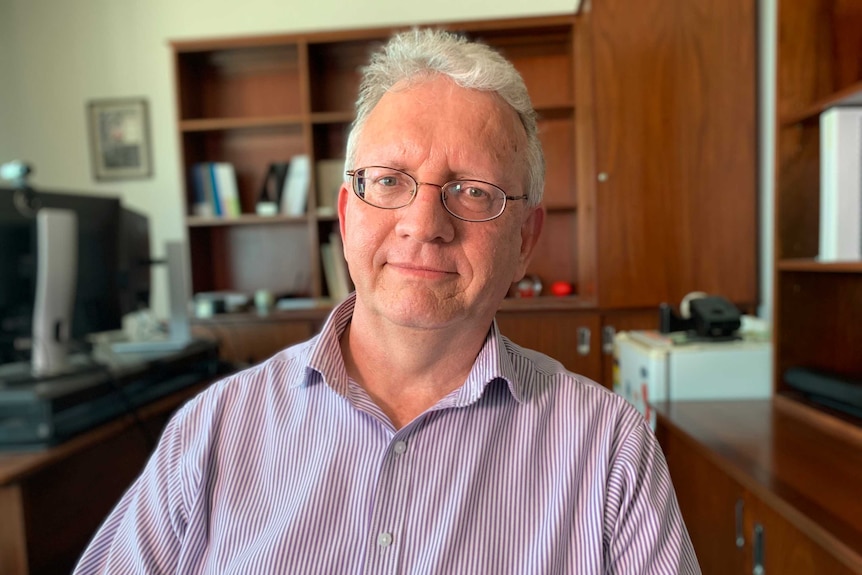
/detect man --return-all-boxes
[75,28,700,574]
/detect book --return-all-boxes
[190,164,214,217]
[258,162,290,215]
[819,106,862,261]
[212,163,241,217]
[315,158,345,216]
[328,231,353,297]
[280,154,311,216]
[320,243,344,301]
[206,163,223,217]
[320,232,352,301]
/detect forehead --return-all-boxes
[355,76,527,177]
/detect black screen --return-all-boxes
[0,193,36,362]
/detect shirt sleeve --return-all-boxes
[603,413,702,574]
[72,399,199,574]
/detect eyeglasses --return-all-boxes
[346,166,528,222]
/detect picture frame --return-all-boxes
[87,98,153,181]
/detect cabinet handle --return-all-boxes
[752,523,765,575]
[577,327,591,356]
[735,499,745,548]
[601,325,616,355]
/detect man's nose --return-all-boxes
[394,183,455,243]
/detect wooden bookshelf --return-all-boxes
[773,0,862,430]
[171,15,584,302]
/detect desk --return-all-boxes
[0,381,208,575]
[655,400,862,574]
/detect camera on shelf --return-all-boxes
[0,160,33,186]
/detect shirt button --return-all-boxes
[393,441,407,454]
[377,532,393,547]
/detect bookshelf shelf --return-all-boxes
[774,0,862,428]
[180,116,305,132]
[309,112,355,125]
[777,259,862,273]
[780,80,862,127]
[186,214,309,228]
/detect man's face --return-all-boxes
[339,75,544,331]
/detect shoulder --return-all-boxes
[171,336,318,441]
[501,335,638,416]
[499,334,651,449]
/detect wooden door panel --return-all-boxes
[746,495,860,575]
[601,308,659,388]
[589,0,757,308]
[495,310,602,382]
[657,423,746,574]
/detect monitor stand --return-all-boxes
[111,241,194,354]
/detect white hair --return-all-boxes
[345,27,545,206]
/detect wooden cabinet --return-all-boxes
[191,309,328,366]
[598,308,660,387]
[584,0,758,309]
[773,0,862,427]
[496,306,603,382]
[655,400,862,575]
[661,425,746,574]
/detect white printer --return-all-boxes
[613,329,772,428]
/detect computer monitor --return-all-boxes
[117,206,152,317]
[0,187,152,364]
[0,194,35,363]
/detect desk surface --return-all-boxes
[654,399,862,568]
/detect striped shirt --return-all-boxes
[74,295,701,574]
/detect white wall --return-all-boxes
[1,0,773,322]
[0,1,17,162]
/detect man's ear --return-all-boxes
[337,183,350,240]
[513,206,545,282]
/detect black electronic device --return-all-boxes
[0,340,219,449]
[784,367,862,420]
[659,295,742,340]
[689,296,741,338]
[117,206,152,317]
[0,187,152,364]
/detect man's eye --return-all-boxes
[378,176,399,187]
[453,184,488,200]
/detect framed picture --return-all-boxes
[87,98,153,181]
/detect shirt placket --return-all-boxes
[362,428,416,574]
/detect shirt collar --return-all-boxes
[304,293,525,405]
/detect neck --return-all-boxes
[340,307,492,430]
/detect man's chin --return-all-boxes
[376,289,467,330]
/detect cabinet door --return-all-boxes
[495,310,602,382]
[192,318,319,367]
[745,495,860,575]
[600,308,659,389]
[657,422,746,574]
[588,0,757,309]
